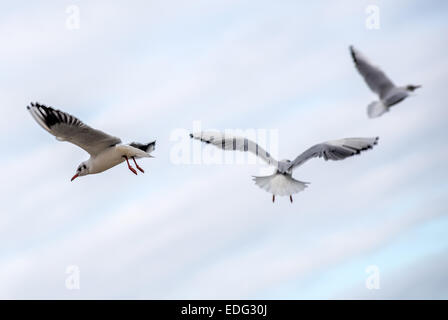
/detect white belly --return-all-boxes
[90,147,125,174]
[89,145,150,174]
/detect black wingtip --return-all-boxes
[30,102,47,109]
[27,102,42,111]
[350,46,357,62]
[189,133,193,138]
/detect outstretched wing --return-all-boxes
[350,46,395,98]
[288,137,379,170]
[190,131,278,166]
[27,102,122,156]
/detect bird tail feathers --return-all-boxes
[129,141,156,155]
[252,173,309,196]
[367,101,388,118]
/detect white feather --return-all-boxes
[253,173,309,196]
[367,101,388,118]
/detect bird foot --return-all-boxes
[132,157,145,173]
[128,166,138,175]
[123,156,138,175]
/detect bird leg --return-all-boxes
[123,156,137,175]
[272,195,275,203]
[132,157,145,173]
[290,195,293,203]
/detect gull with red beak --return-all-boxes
[27,102,155,181]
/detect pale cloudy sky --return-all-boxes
[0,0,447,299]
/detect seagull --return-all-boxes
[350,45,421,118]
[27,102,156,181]
[190,131,379,203]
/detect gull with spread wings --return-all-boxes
[350,45,421,118]
[191,131,378,203]
[28,102,155,181]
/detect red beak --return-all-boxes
[71,174,79,182]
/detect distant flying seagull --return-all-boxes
[190,131,378,203]
[28,102,155,181]
[350,45,421,118]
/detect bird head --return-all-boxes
[278,159,293,174]
[406,84,422,92]
[71,161,90,181]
